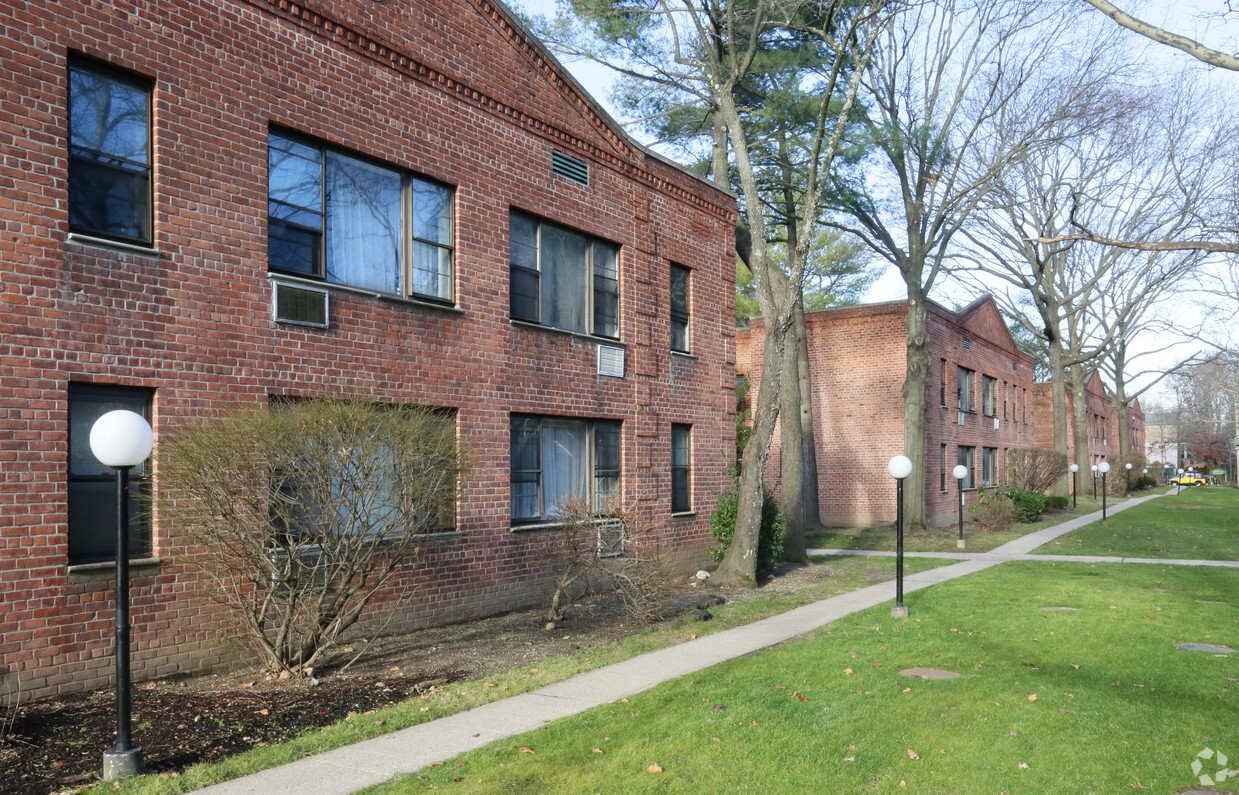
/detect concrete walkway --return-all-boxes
[199,490,1226,794]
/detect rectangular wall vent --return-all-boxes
[962,338,972,349]
[274,282,329,328]
[598,344,625,377]
[552,150,589,185]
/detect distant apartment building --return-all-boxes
[0,0,737,700]
[736,297,1036,527]
[1031,372,1145,466]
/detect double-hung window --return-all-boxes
[68,59,153,245]
[957,367,975,413]
[671,424,692,512]
[982,376,996,417]
[511,415,621,524]
[67,384,153,564]
[670,265,691,353]
[956,446,975,489]
[509,211,619,338]
[267,131,455,302]
[982,447,997,486]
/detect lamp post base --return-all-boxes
[103,748,143,781]
[891,605,909,619]
[956,539,966,549]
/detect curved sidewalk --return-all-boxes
[200,491,1207,794]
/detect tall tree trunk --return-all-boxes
[903,293,930,530]
[779,300,818,563]
[716,322,785,586]
[1070,365,1092,484]
[1048,341,1070,497]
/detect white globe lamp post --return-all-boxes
[888,456,913,618]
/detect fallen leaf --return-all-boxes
[903,688,911,693]
[711,737,720,742]
[797,694,807,703]
[713,704,726,710]
[907,749,920,760]
[256,708,270,716]
[690,633,698,639]
[1027,694,1038,701]
[484,682,496,688]
[1019,762,1030,769]
[647,764,663,773]
[426,761,444,767]
[240,681,256,688]
[389,666,401,672]
[1071,664,1080,669]
[592,748,603,753]
[900,781,907,787]
[420,706,429,712]
[844,756,856,762]
[375,719,387,726]
[844,668,855,675]
[530,668,541,674]
[620,698,629,703]
[519,747,536,754]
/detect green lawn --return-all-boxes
[807,501,1119,554]
[1036,487,1239,560]
[94,556,951,795]
[373,562,1238,794]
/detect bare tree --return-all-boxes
[537,0,890,583]
[1079,0,1239,71]
[828,0,1079,527]
[959,77,1219,491]
[158,398,465,675]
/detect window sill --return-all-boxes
[67,557,162,575]
[671,350,695,360]
[671,510,696,518]
[510,320,624,348]
[66,232,160,257]
[268,273,464,315]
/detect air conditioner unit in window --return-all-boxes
[958,411,966,426]
[274,282,329,328]
[994,417,1000,430]
[597,521,625,558]
[597,343,625,377]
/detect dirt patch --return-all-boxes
[0,563,844,795]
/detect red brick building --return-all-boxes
[0,0,737,699]
[736,297,1036,528]
[1032,371,1118,466]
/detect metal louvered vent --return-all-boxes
[963,338,971,349]
[598,344,625,377]
[552,150,589,185]
[274,282,329,328]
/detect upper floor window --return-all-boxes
[510,415,621,524]
[68,59,152,245]
[67,384,153,564]
[267,131,454,303]
[957,367,975,413]
[509,211,619,338]
[670,264,691,353]
[982,375,997,417]
[939,359,947,407]
[671,424,692,512]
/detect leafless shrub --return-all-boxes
[539,497,673,626]
[157,397,465,676]
[1006,448,1068,493]
[1107,452,1148,495]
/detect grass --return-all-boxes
[371,561,1239,794]
[1037,486,1239,561]
[806,499,1122,554]
[90,555,952,794]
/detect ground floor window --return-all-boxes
[957,445,975,490]
[511,415,621,523]
[982,447,997,486]
[67,383,153,564]
[671,424,691,512]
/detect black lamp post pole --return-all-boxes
[1092,470,1097,501]
[1072,470,1077,509]
[895,478,905,614]
[957,478,964,548]
[104,465,142,779]
[1101,471,1108,522]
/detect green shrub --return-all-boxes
[969,488,1016,531]
[1046,495,1069,511]
[708,479,784,576]
[1008,489,1048,523]
[1133,474,1157,491]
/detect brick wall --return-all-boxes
[0,0,736,699]
[737,297,1036,528]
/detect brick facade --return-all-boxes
[736,297,1036,527]
[1032,371,1121,466]
[0,0,736,700]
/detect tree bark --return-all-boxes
[1048,340,1070,497]
[1070,366,1092,480]
[779,299,818,563]
[903,293,930,531]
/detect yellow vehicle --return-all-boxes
[1168,474,1208,486]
